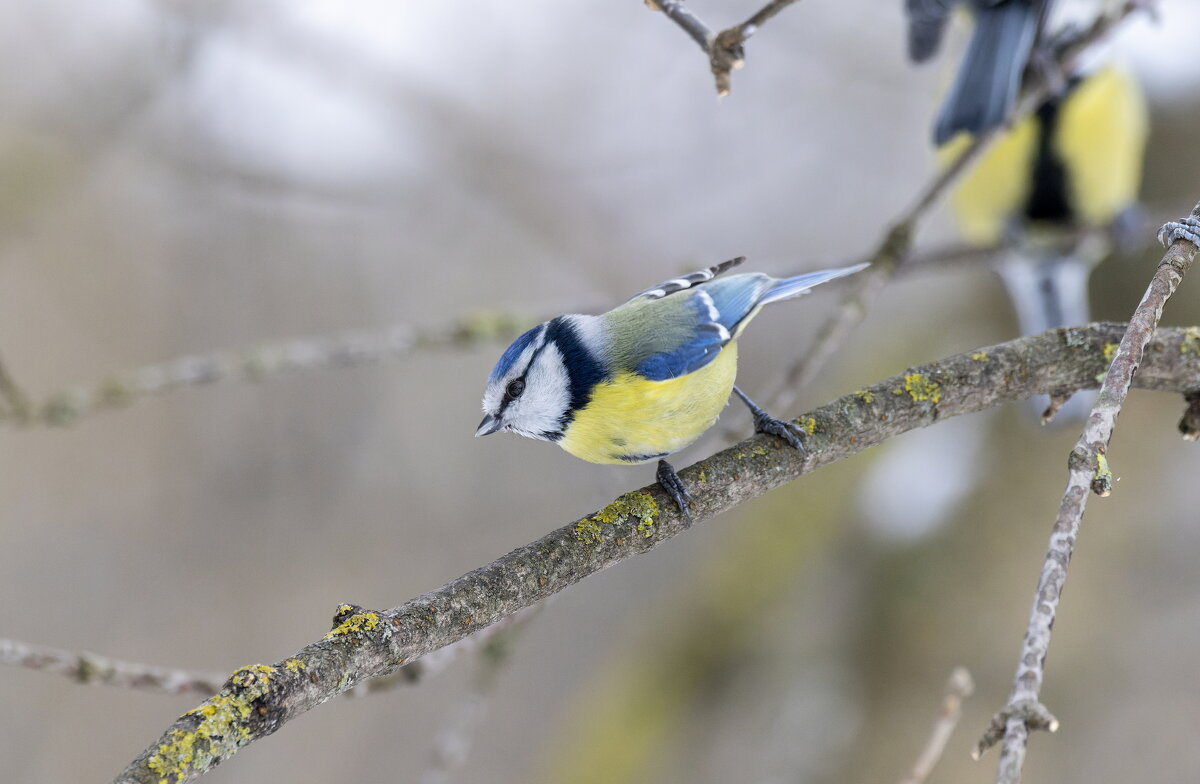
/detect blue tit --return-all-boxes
[905,0,1054,144]
[476,257,867,517]
[941,65,1148,421]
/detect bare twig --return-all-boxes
[647,0,805,95]
[762,1,1145,414]
[112,323,1200,784]
[0,351,32,423]
[1,606,541,700]
[900,667,975,784]
[0,312,533,429]
[0,638,225,697]
[974,201,1200,783]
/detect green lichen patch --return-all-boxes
[1181,327,1200,357]
[1102,342,1119,363]
[798,417,817,436]
[1093,453,1114,497]
[147,665,274,783]
[574,518,603,544]
[854,389,874,404]
[282,659,306,674]
[902,373,941,404]
[970,351,988,362]
[324,612,380,640]
[576,492,660,543]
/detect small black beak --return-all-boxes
[475,414,502,437]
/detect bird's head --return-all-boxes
[477,321,573,442]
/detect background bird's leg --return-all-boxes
[655,459,692,522]
[731,386,807,454]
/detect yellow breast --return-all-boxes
[559,343,738,465]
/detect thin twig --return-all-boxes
[762,0,1145,414]
[0,638,225,697]
[900,667,975,784]
[112,323,1200,784]
[647,0,805,95]
[0,351,32,423]
[974,201,1200,783]
[0,312,534,429]
[0,607,541,700]
[420,609,539,784]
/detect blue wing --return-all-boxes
[632,275,769,381]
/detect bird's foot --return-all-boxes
[751,411,809,454]
[732,386,808,455]
[656,459,692,524]
[1158,216,1200,248]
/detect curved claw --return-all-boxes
[1158,216,1200,248]
[753,411,809,456]
[656,459,692,523]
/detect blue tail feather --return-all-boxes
[760,263,869,306]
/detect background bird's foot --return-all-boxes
[1158,216,1200,248]
[656,459,692,523]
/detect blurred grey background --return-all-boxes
[2,0,1200,782]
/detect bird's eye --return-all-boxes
[506,379,525,399]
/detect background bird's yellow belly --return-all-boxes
[559,344,738,465]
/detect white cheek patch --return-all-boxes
[507,342,571,439]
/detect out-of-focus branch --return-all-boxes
[763,0,1146,414]
[112,323,1200,784]
[0,605,541,700]
[0,312,533,429]
[646,0,805,95]
[900,668,975,784]
[419,608,539,784]
[0,351,33,422]
[0,638,225,697]
[975,202,1200,784]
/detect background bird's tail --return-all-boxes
[933,1,1041,145]
[761,263,869,305]
[996,251,1094,422]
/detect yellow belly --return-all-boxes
[559,343,738,465]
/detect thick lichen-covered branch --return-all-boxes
[113,323,1200,784]
[976,202,1200,784]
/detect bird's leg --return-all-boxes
[656,459,692,524]
[1159,216,1200,248]
[732,386,808,455]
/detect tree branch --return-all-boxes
[900,668,975,784]
[0,638,225,697]
[647,0,805,95]
[974,202,1200,783]
[0,312,533,429]
[0,606,540,701]
[112,323,1200,784]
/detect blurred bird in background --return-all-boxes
[941,64,1149,420]
[906,0,1054,143]
[476,258,867,516]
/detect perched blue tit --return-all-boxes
[906,0,1053,144]
[941,65,1148,419]
[476,258,867,516]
